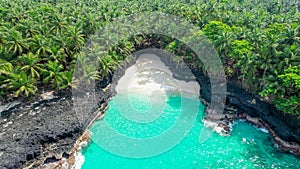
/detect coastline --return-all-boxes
[0,54,138,169]
[1,51,299,169]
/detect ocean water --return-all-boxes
[80,92,300,169]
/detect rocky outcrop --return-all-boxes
[0,56,138,169]
[191,69,300,156]
[196,69,300,143]
[0,101,22,118]
[0,91,79,169]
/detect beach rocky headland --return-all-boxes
[0,51,299,169]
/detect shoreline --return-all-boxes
[66,52,300,167]
[238,114,300,157]
[1,51,300,169]
[46,112,300,169]
[218,113,300,157]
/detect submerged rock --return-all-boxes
[203,119,232,136]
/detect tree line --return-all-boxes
[0,0,299,115]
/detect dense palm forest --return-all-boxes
[0,0,299,115]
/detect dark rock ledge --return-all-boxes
[0,55,138,169]
[1,52,299,169]
[191,69,300,157]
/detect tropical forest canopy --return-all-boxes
[0,0,299,115]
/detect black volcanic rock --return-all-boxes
[0,57,137,169]
[1,52,299,168]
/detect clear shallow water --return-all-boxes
[81,92,300,169]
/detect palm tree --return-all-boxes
[60,71,74,89]
[214,31,235,57]
[98,55,117,79]
[260,33,281,78]
[48,13,68,35]
[5,4,24,24]
[4,28,29,55]
[0,60,13,76]
[291,54,300,66]
[2,70,38,97]
[81,13,100,36]
[18,52,44,79]
[0,25,9,45]
[283,24,300,45]
[66,26,85,53]
[81,64,101,85]
[16,20,40,38]
[30,35,53,58]
[43,60,65,89]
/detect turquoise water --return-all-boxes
[81,92,300,169]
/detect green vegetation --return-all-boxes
[0,0,299,115]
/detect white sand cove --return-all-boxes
[116,53,200,97]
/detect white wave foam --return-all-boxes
[258,127,269,133]
[71,152,85,169]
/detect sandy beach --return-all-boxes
[116,53,200,97]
